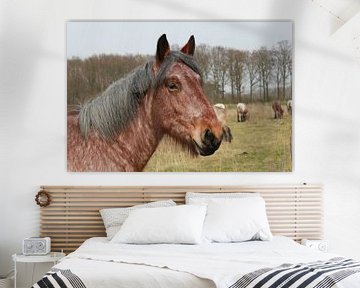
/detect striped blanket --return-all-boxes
[32,258,360,288]
[230,258,360,288]
[32,268,86,288]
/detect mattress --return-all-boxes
[34,236,360,288]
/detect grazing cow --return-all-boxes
[213,103,233,143]
[287,100,292,115]
[272,100,284,119]
[236,103,249,122]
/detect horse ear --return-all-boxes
[181,35,195,55]
[156,34,170,65]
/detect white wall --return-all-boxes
[1,0,360,285]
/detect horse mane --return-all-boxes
[78,51,201,139]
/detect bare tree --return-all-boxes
[244,51,258,102]
[227,49,246,101]
[287,56,292,99]
[254,47,273,102]
[227,49,236,99]
[210,46,228,98]
[195,44,212,81]
[275,40,292,100]
[272,48,282,100]
[234,50,247,101]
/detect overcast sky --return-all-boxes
[67,21,293,59]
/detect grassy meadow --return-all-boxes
[144,102,292,172]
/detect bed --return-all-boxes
[33,185,360,288]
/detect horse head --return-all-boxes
[151,34,223,156]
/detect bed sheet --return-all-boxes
[47,236,360,288]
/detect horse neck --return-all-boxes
[115,91,162,170]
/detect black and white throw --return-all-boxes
[229,258,360,288]
[32,268,86,288]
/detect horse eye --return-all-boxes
[166,82,179,92]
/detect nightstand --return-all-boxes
[301,239,328,252]
[12,252,65,288]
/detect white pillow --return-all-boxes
[100,200,176,240]
[111,205,207,244]
[186,192,259,204]
[202,197,272,243]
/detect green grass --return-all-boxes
[144,102,292,172]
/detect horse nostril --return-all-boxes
[204,129,215,141]
[202,128,219,148]
[197,128,222,156]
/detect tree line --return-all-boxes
[67,40,292,105]
[67,54,149,105]
[195,41,292,103]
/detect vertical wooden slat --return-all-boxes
[39,184,323,253]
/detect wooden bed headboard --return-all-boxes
[39,184,323,253]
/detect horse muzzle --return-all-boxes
[193,128,222,156]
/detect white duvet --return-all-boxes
[53,237,360,288]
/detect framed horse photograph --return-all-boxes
[66,21,293,172]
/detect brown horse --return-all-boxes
[213,103,233,143]
[272,100,284,119]
[67,34,223,172]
